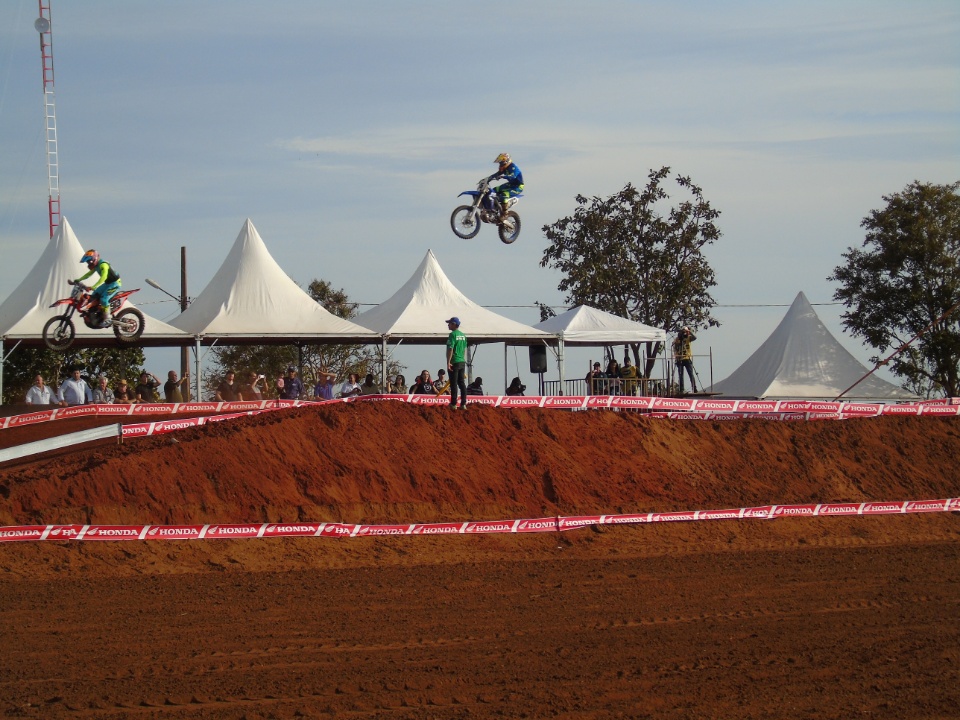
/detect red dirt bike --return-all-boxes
[42,281,146,351]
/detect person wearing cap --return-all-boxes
[433,368,449,395]
[279,365,304,400]
[92,375,115,404]
[58,367,93,407]
[672,326,698,395]
[114,378,136,404]
[584,361,605,395]
[445,317,468,409]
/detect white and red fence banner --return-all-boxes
[2,498,956,544]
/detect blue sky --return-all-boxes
[1,1,957,391]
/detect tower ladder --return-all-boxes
[37,0,60,238]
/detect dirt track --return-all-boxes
[0,403,958,718]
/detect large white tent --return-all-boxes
[713,291,917,400]
[0,217,192,401]
[0,217,190,347]
[356,249,551,342]
[170,218,377,343]
[533,305,667,390]
[355,249,552,386]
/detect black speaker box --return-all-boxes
[529,345,548,374]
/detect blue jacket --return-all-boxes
[492,163,523,186]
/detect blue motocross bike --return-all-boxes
[450,177,522,244]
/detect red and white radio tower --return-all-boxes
[35,0,60,238]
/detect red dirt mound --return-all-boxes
[1,403,958,529]
[1,405,959,718]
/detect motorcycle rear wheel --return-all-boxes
[451,205,482,239]
[43,314,76,351]
[498,211,521,244]
[113,307,145,343]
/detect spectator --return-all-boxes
[279,366,304,400]
[313,369,337,400]
[584,362,604,395]
[340,373,363,398]
[433,369,449,395]
[466,376,484,395]
[620,356,639,396]
[58,367,93,406]
[92,375,115,404]
[114,378,136,404]
[164,370,190,403]
[672,326,698,395]
[445,317,468,410]
[605,358,622,395]
[135,371,161,403]
[360,373,380,395]
[506,377,526,396]
[239,370,265,401]
[410,370,434,394]
[386,374,406,394]
[215,370,240,402]
[25,374,56,405]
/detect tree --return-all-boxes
[829,180,960,398]
[541,167,721,376]
[206,279,401,398]
[2,345,146,404]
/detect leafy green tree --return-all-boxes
[541,167,721,376]
[206,279,401,398]
[3,345,145,404]
[829,180,960,398]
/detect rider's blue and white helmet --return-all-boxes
[81,249,99,267]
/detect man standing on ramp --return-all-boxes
[446,317,468,410]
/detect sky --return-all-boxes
[0,0,957,393]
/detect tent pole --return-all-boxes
[381,336,387,390]
[558,336,565,396]
[0,340,23,404]
[503,344,507,395]
[194,336,204,401]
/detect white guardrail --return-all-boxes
[0,423,122,464]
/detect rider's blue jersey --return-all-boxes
[495,163,523,186]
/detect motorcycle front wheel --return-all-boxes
[113,308,145,344]
[450,205,482,239]
[498,211,521,244]
[43,314,76,351]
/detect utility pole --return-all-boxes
[180,246,190,399]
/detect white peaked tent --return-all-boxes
[355,249,552,385]
[533,305,667,389]
[0,216,189,347]
[356,249,551,341]
[713,291,917,400]
[533,305,665,344]
[170,218,377,343]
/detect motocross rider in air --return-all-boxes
[486,152,524,220]
[71,249,121,328]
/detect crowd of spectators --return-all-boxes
[20,365,512,407]
[584,356,644,396]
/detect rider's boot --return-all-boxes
[100,307,113,328]
[499,201,510,221]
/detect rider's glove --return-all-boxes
[67,279,75,285]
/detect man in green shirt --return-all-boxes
[445,316,468,409]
